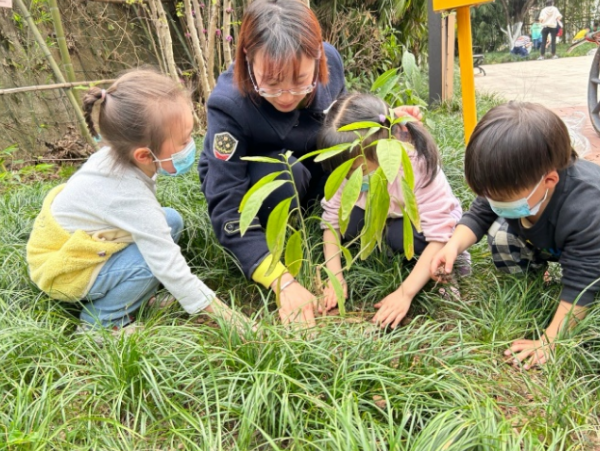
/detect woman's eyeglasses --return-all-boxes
[247,62,319,98]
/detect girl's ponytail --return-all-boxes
[82,86,105,138]
[398,121,439,187]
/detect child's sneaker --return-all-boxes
[454,251,472,278]
[552,55,559,59]
[537,56,544,61]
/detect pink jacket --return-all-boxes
[321,154,463,243]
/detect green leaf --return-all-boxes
[241,156,283,164]
[400,143,415,190]
[402,51,418,81]
[239,180,288,235]
[376,139,402,184]
[360,169,390,260]
[403,207,415,260]
[323,267,345,316]
[238,171,283,213]
[324,157,356,201]
[391,115,417,125]
[401,178,421,232]
[265,198,292,277]
[340,168,362,221]
[371,68,399,92]
[338,122,383,132]
[313,142,353,163]
[285,229,303,277]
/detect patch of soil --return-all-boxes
[43,125,94,162]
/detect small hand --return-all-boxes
[504,338,554,370]
[372,290,413,329]
[321,278,348,313]
[279,282,317,328]
[430,246,457,282]
[393,105,423,122]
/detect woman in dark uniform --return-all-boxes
[199,0,419,327]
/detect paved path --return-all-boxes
[474,54,600,163]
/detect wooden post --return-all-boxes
[442,13,456,101]
[428,0,443,106]
[432,0,493,144]
[456,6,476,143]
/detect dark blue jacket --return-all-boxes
[199,43,346,279]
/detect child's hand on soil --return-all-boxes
[321,278,347,313]
[372,290,413,329]
[504,338,554,370]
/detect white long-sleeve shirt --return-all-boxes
[51,146,215,314]
[539,6,562,29]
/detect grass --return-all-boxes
[477,42,597,65]
[2,97,600,450]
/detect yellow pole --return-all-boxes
[456,6,477,144]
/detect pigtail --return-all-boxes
[82,86,105,138]
[396,121,440,187]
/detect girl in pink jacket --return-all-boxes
[318,92,469,328]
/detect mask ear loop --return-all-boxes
[323,100,337,115]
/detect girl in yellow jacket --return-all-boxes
[27,69,251,333]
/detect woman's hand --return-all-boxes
[277,280,317,328]
[372,289,413,329]
[504,338,554,370]
[393,105,423,122]
[321,277,348,313]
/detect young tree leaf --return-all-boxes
[401,177,421,232]
[323,266,345,316]
[265,198,293,276]
[285,229,303,277]
[376,138,402,184]
[403,207,415,260]
[324,157,356,201]
[400,143,415,190]
[338,121,383,132]
[371,68,400,94]
[314,142,354,163]
[402,50,418,81]
[360,169,390,260]
[239,180,288,235]
[241,156,284,164]
[239,171,284,213]
[340,168,362,222]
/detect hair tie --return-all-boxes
[99,89,106,103]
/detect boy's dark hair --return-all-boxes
[317,92,439,186]
[82,68,191,167]
[465,101,575,198]
[545,0,553,5]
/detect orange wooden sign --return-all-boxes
[433,0,493,12]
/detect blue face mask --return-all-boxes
[360,171,376,192]
[486,177,548,219]
[152,140,196,177]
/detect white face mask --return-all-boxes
[486,177,548,219]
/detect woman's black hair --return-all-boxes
[317,92,439,186]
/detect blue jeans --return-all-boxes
[80,207,184,328]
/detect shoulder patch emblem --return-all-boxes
[213,132,239,161]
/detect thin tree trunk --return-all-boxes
[147,0,179,80]
[14,0,96,148]
[206,0,220,87]
[183,0,212,98]
[222,0,233,68]
[191,0,215,87]
[48,0,76,82]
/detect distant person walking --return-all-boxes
[538,0,562,60]
[531,22,542,50]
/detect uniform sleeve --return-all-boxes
[413,165,463,243]
[458,196,499,242]
[556,186,600,306]
[199,93,281,283]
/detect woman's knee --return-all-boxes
[163,207,184,242]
